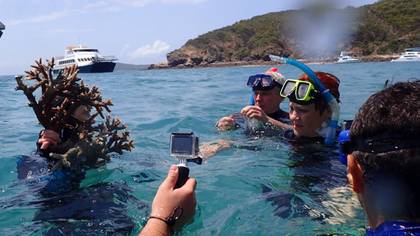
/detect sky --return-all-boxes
[0,0,378,75]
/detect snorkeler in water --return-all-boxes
[344,81,420,235]
[201,70,342,159]
[15,60,136,234]
[280,71,341,143]
[15,60,133,194]
[216,67,290,132]
[199,68,291,158]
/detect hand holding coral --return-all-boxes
[38,129,61,150]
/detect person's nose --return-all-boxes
[290,110,299,122]
[255,93,262,102]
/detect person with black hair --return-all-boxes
[344,81,420,234]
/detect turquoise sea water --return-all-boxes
[0,62,419,235]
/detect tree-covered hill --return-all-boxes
[166,0,419,67]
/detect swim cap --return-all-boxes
[265,67,286,87]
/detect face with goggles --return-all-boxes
[247,74,285,114]
[280,73,340,138]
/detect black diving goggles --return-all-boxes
[338,130,420,165]
[247,74,279,91]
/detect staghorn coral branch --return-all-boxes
[17,58,134,171]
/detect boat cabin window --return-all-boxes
[73,49,99,52]
[59,59,75,65]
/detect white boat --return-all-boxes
[337,51,360,63]
[54,45,117,73]
[391,48,420,62]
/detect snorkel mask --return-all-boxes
[280,79,319,105]
[338,131,420,166]
[247,74,281,91]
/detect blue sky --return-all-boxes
[0,0,377,75]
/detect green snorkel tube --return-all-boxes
[269,55,340,144]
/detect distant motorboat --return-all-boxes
[337,51,360,63]
[53,45,117,73]
[0,21,5,38]
[391,48,420,62]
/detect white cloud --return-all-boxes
[113,0,155,7]
[8,0,207,26]
[9,10,72,26]
[130,40,171,59]
[47,28,96,33]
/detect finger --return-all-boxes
[161,165,179,190]
[245,109,257,118]
[183,178,197,192]
[41,137,59,144]
[44,134,60,142]
[227,117,235,122]
[40,141,51,150]
[248,111,261,119]
[240,106,251,114]
[38,138,58,146]
[218,117,231,127]
[44,130,60,140]
[222,118,234,125]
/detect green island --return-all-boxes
[150,0,419,68]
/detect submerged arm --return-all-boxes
[199,140,232,160]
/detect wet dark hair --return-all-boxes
[350,81,420,219]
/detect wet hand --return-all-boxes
[150,165,197,231]
[38,129,61,150]
[216,116,236,131]
[240,106,269,123]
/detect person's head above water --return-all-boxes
[345,81,420,230]
[247,67,286,114]
[52,96,92,123]
[282,72,340,138]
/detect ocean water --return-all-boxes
[0,62,419,235]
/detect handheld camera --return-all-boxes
[170,132,202,188]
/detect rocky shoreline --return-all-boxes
[148,54,400,70]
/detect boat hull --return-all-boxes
[54,62,116,73]
[391,58,420,62]
[78,62,116,73]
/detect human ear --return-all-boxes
[347,154,364,193]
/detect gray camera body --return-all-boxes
[169,132,199,160]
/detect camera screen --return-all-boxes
[171,136,194,155]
